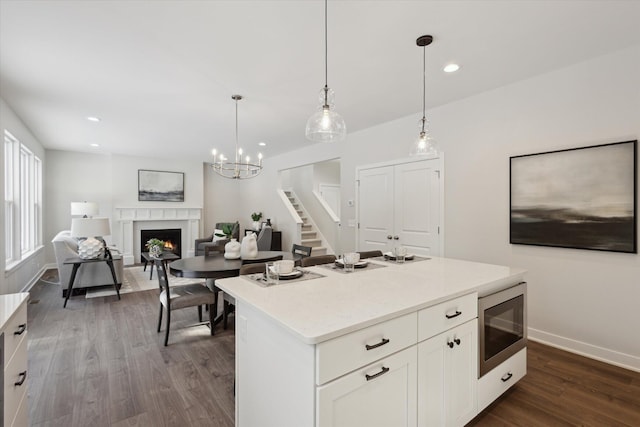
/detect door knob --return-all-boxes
[387,235,392,240]
[393,236,399,240]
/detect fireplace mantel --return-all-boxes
[114,207,202,265]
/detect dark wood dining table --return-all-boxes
[169,251,298,329]
[169,250,297,280]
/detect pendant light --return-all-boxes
[211,95,263,179]
[305,0,346,142]
[410,35,438,157]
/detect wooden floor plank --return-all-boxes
[26,272,640,426]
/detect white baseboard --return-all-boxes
[528,327,640,373]
[20,263,55,293]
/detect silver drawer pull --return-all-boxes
[15,370,27,386]
[14,323,27,335]
[501,372,513,382]
[365,366,390,381]
[365,338,390,351]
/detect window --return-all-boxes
[4,130,42,267]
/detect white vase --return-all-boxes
[252,221,261,231]
[224,238,241,259]
[241,233,258,259]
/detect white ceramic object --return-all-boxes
[274,260,294,274]
[252,221,261,231]
[224,238,241,259]
[241,233,258,259]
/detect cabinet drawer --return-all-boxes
[4,302,27,367]
[317,346,417,427]
[316,312,417,385]
[477,347,527,412]
[11,386,29,427]
[4,337,28,427]
[418,292,477,341]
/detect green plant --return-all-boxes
[215,223,235,239]
[146,238,165,249]
[251,212,263,221]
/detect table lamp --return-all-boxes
[70,217,111,259]
[70,201,98,218]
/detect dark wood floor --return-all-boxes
[26,276,640,426]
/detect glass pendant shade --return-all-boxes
[410,116,438,157]
[305,89,346,142]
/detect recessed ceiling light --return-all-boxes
[443,63,460,73]
[90,143,99,147]
[87,116,101,122]
[258,142,267,146]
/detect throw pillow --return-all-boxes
[213,229,226,242]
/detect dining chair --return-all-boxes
[155,259,216,346]
[292,244,312,266]
[358,250,383,259]
[221,255,285,329]
[301,254,337,267]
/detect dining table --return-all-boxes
[169,250,299,327]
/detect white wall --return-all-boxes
[0,98,47,294]
[45,151,204,263]
[240,45,640,370]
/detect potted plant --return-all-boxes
[251,212,263,231]
[146,238,165,258]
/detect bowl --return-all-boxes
[274,259,294,274]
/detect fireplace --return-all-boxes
[140,228,182,262]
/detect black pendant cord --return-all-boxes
[235,99,239,164]
[323,0,329,106]
[421,44,426,133]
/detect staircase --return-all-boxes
[285,191,328,256]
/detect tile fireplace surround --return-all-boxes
[113,207,201,266]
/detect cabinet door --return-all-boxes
[394,160,441,256]
[317,346,417,427]
[417,319,477,427]
[357,165,395,252]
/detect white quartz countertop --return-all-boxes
[215,256,525,344]
[0,292,29,331]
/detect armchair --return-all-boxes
[52,230,124,296]
[195,221,240,256]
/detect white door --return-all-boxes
[357,158,442,256]
[317,346,417,427]
[319,183,341,218]
[394,160,441,256]
[357,165,394,252]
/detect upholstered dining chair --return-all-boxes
[155,259,216,346]
[301,254,337,267]
[291,244,312,266]
[358,250,383,259]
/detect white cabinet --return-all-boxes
[418,319,478,427]
[1,294,29,427]
[317,346,417,427]
[357,158,443,256]
[477,348,527,412]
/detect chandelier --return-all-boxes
[305,0,346,142]
[211,95,263,179]
[410,35,438,157]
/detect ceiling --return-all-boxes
[1,0,639,162]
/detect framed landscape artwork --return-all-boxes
[510,140,637,253]
[138,169,184,202]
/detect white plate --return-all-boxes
[336,259,369,268]
[274,269,303,279]
[383,252,415,260]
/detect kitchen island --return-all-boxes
[215,256,526,427]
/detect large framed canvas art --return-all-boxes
[510,140,637,253]
[138,169,185,202]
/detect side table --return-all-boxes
[141,251,180,280]
[63,254,121,308]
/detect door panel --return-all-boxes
[394,160,440,256]
[358,166,394,251]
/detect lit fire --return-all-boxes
[163,241,175,251]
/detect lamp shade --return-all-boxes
[70,202,98,217]
[70,217,111,238]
